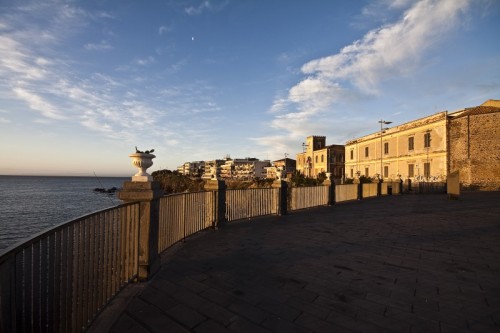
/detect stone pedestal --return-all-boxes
[272,180,288,215]
[118,181,164,281]
[323,179,335,205]
[204,180,226,228]
[447,171,460,200]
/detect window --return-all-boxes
[408,164,414,178]
[350,150,354,160]
[384,142,389,155]
[321,154,324,163]
[365,167,369,177]
[315,156,318,163]
[408,137,414,151]
[340,154,343,162]
[424,162,430,178]
[384,166,389,178]
[424,132,431,148]
[365,147,369,157]
[350,169,354,178]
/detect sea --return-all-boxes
[0,175,129,253]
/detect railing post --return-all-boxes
[272,180,288,215]
[204,180,226,228]
[118,181,163,281]
[353,177,362,200]
[323,179,335,206]
[375,176,382,196]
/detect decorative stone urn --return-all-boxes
[129,153,155,182]
[325,172,331,181]
[276,170,283,181]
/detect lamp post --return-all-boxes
[379,120,392,180]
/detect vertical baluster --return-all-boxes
[48,232,57,333]
[24,244,33,332]
[88,216,96,327]
[0,254,14,332]
[40,237,49,332]
[31,242,41,332]
[76,221,85,332]
[15,251,25,332]
[113,209,120,293]
[60,226,69,332]
[124,205,131,280]
[158,199,164,253]
[53,231,61,333]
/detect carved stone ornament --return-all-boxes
[129,152,156,182]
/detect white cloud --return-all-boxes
[84,40,113,51]
[135,56,155,66]
[185,0,228,16]
[158,25,172,35]
[13,87,66,120]
[0,117,10,124]
[258,0,472,150]
[185,1,213,15]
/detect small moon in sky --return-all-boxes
[191,37,195,41]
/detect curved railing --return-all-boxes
[0,202,140,333]
[226,188,279,221]
[158,192,215,253]
[0,180,403,332]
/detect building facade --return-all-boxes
[296,136,345,181]
[345,112,448,182]
[448,100,500,190]
[219,158,271,180]
[177,161,205,177]
[344,99,500,189]
[265,158,296,179]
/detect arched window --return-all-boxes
[315,156,318,163]
[321,155,324,163]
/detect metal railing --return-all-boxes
[0,203,140,333]
[415,182,446,194]
[362,183,378,198]
[335,184,358,202]
[158,192,215,253]
[290,186,329,211]
[226,188,278,221]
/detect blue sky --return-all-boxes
[1,0,499,176]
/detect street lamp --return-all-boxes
[379,120,392,180]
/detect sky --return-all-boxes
[0,0,499,177]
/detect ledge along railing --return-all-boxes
[0,202,140,333]
[1,177,408,333]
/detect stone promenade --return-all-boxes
[90,192,500,333]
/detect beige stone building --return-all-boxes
[345,113,448,182]
[344,99,500,189]
[296,136,345,181]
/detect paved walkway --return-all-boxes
[90,192,500,332]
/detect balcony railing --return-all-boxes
[1,178,409,332]
[226,188,278,221]
[290,186,329,210]
[158,192,215,253]
[0,202,140,333]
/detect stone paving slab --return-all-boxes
[89,192,500,332]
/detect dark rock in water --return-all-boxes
[93,187,119,194]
